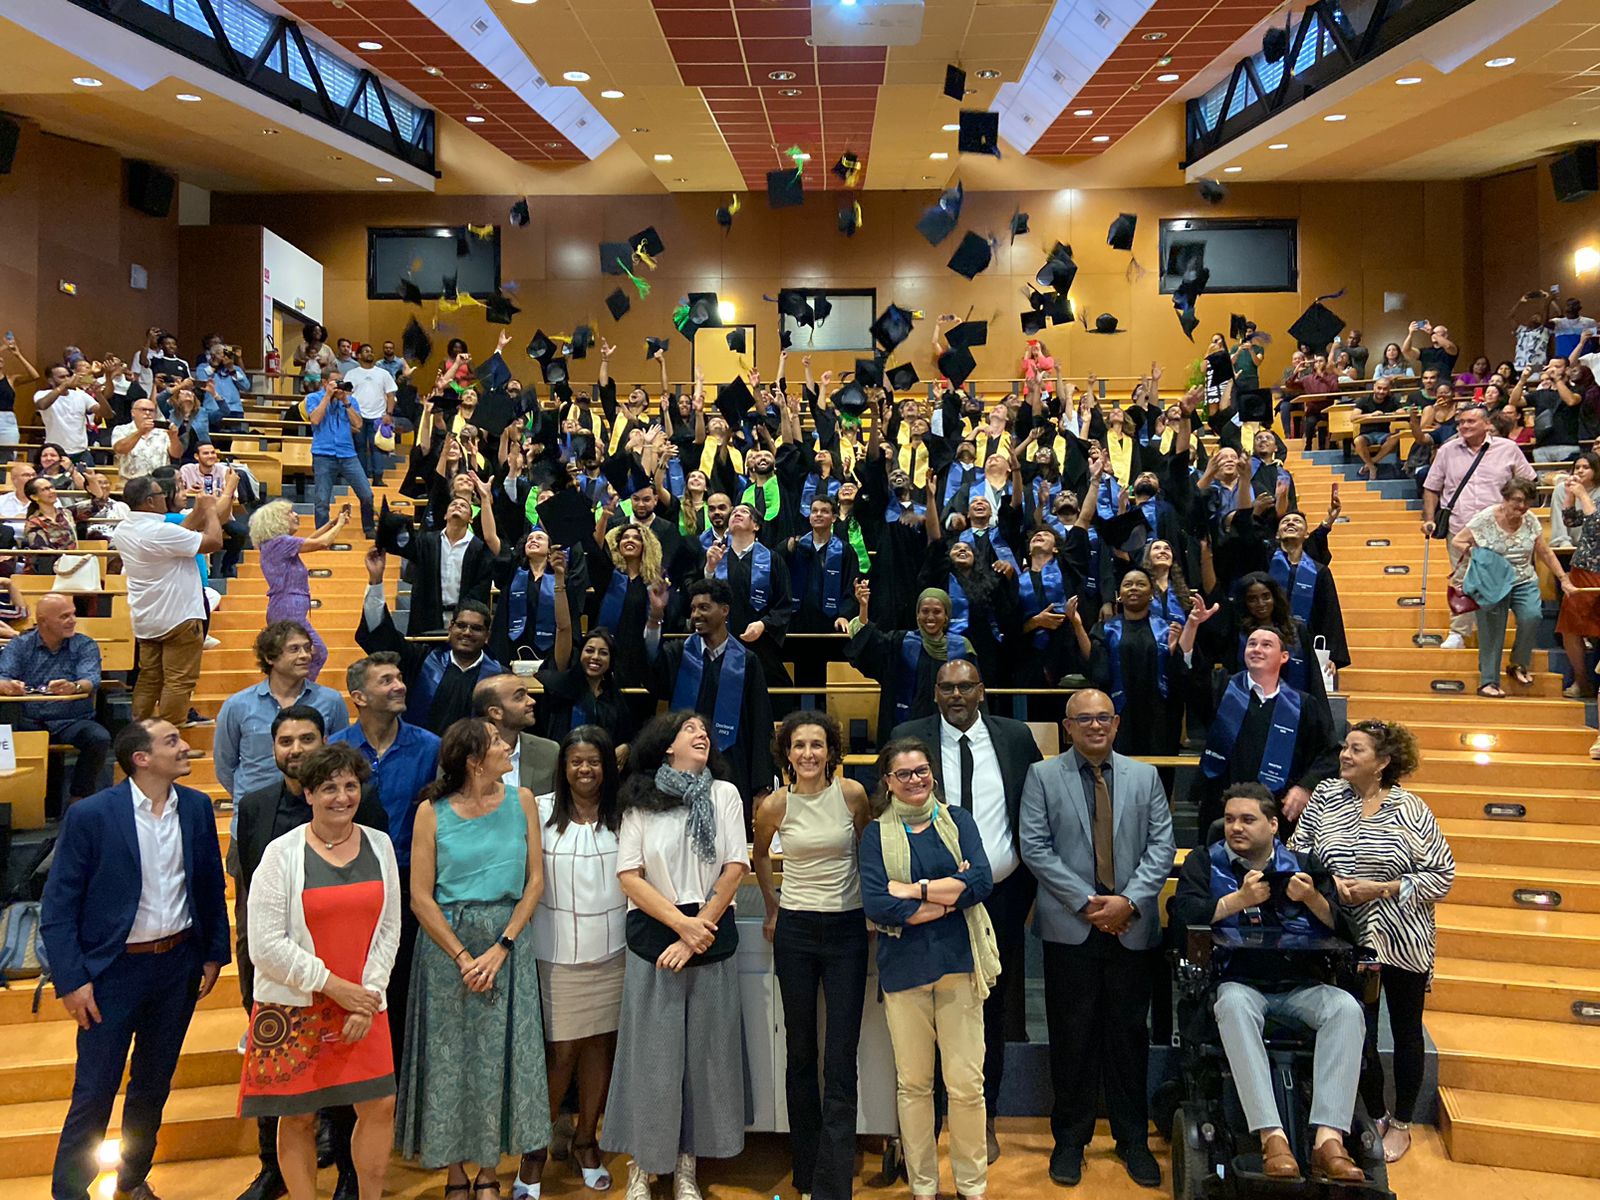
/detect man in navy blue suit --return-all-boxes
[41,719,230,1200]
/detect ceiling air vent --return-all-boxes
[1094,9,1111,28]
[469,17,490,36]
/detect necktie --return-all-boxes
[958,734,975,811]
[1091,763,1115,893]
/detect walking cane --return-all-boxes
[1413,531,1442,646]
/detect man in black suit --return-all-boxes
[40,719,230,1200]
[891,659,1043,1162]
[390,485,501,635]
[232,705,388,1200]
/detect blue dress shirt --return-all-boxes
[329,719,441,865]
[0,631,101,721]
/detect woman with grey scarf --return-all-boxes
[600,711,750,1200]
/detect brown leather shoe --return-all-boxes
[1261,1132,1300,1180]
[1311,1138,1366,1183]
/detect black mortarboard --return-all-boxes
[1096,506,1152,555]
[915,181,964,246]
[600,451,650,498]
[1230,312,1250,340]
[947,231,993,279]
[600,242,632,276]
[374,499,416,556]
[937,345,977,388]
[854,357,883,388]
[440,272,459,301]
[1039,291,1073,326]
[1206,349,1235,385]
[957,110,1000,157]
[832,151,861,182]
[943,64,967,101]
[1021,310,1048,335]
[716,376,755,424]
[606,288,631,322]
[476,351,512,391]
[1197,178,1227,205]
[871,304,915,352]
[526,329,554,363]
[726,327,747,354]
[766,168,804,209]
[402,317,433,364]
[887,362,919,392]
[1174,264,1211,308]
[1037,242,1078,293]
[645,336,671,359]
[678,292,721,342]
[837,202,859,237]
[777,289,815,327]
[1166,239,1205,278]
[542,357,568,387]
[715,197,738,229]
[485,293,521,325]
[472,388,516,440]
[1288,301,1346,351]
[1010,208,1029,242]
[535,486,595,548]
[1107,212,1137,252]
[510,198,530,227]
[1175,304,1200,340]
[833,382,870,417]
[455,229,471,257]
[946,320,988,350]
[780,329,793,350]
[1087,312,1124,335]
[812,294,833,324]
[628,226,665,259]
[1263,25,1289,63]
[571,325,595,359]
[398,278,423,306]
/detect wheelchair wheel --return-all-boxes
[1170,1105,1212,1200]
[1151,1078,1182,1143]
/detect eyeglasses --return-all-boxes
[935,681,980,697]
[887,765,933,784]
[1067,713,1116,727]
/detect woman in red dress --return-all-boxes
[241,743,403,1200]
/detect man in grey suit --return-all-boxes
[472,673,559,794]
[891,658,1043,1162]
[1019,688,1175,1190]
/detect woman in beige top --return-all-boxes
[753,711,870,1200]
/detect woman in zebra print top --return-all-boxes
[1291,719,1454,1165]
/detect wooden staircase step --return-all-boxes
[1340,647,1551,672]
[0,1010,244,1106]
[1429,1011,1600,1101]
[1415,755,1600,791]
[1431,956,1600,1024]
[1435,904,1600,969]
[1335,692,1592,727]
[1447,862,1600,914]
[1340,667,1568,698]
[1439,1088,1600,1178]
[1412,784,1600,826]
[1437,820,1600,870]
[1340,718,1593,756]
[0,968,241,1027]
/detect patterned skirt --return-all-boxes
[238,999,394,1118]
[395,900,551,1167]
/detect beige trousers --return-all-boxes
[882,971,987,1198]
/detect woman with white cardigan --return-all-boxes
[241,742,402,1200]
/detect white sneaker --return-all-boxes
[1589,735,1600,761]
[1440,633,1465,650]
[203,635,222,650]
[238,1032,248,1054]
[672,1155,701,1200]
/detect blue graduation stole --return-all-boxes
[1270,551,1319,625]
[507,567,558,650]
[672,635,746,751]
[666,457,686,498]
[800,473,840,511]
[1019,560,1065,649]
[412,649,504,723]
[1096,475,1122,520]
[1104,614,1169,712]
[579,475,610,505]
[943,465,976,508]
[1152,584,1184,626]
[959,527,1018,572]
[1201,673,1304,793]
[1210,480,1239,518]
[947,572,1002,643]
[1208,841,1320,939]
[1139,497,1162,539]
[700,526,719,550]
[714,541,770,611]
[895,631,973,723]
[885,494,926,523]
[1086,528,1103,601]
[791,535,845,617]
[598,570,632,632]
[1238,629,1309,692]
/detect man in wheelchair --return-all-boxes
[1170,783,1373,1188]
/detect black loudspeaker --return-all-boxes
[1551,145,1599,204]
[0,117,18,176]
[126,161,176,218]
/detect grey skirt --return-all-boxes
[599,949,750,1175]
[539,953,625,1041]
[396,900,551,1168]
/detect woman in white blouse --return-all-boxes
[533,725,626,1192]
[1290,720,1454,1164]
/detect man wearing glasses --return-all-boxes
[890,659,1041,1164]
[1018,688,1176,1189]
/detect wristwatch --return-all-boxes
[497,934,515,953]
[919,879,929,903]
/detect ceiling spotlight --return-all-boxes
[1157,73,1180,82]
[375,176,393,183]
[976,69,1000,79]
[510,0,539,5]
[600,89,624,99]
[260,128,279,135]
[175,93,202,102]
[1141,31,1167,40]
[841,0,857,6]
[1223,166,1243,173]
[424,66,442,76]
[768,70,797,81]
[942,122,960,131]
[654,153,673,161]
[674,177,688,182]
[357,40,383,50]
[779,88,802,97]
[1268,142,1288,149]
[465,115,486,123]
[563,71,590,82]
[718,301,737,322]
[1323,113,1347,121]
[545,141,563,148]
[71,77,103,87]
[1485,56,1516,68]
[470,82,491,90]
[922,174,934,180]
[1395,76,1422,85]
[1073,108,1094,116]
[929,151,949,159]
[327,154,344,160]
[1091,135,1110,143]
[631,126,649,133]
[1157,55,1173,66]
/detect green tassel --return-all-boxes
[786,144,806,179]
[623,264,652,298]
[672,303,692,331]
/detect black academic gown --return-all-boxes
[487,553,590,667]
[740,471,802,550]
[395,528,496,636]
[651,635,774,819]
[355,607,502,736]
[1008,539,1093,689]
[918,540,1019,683]
[718,540,796,693]
[854,453,930,630]
[787,532,861,633]
[1270,537,1350,669]
[846,623,973,744]
[587,558,663,689]
[536,662,639,746]
[1089,612,1188,757]
[1197,608,1333,718]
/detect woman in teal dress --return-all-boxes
[399,718,550,1200]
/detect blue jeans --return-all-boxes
[312,453,375,530]
[353,417,382,482]
[1475,577,1543,686]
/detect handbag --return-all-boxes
[625,903,738,967]
[1446,583,1479,615]
[1434,442,1489,539]
[1312,635,1336,691]
[52,554,101,593]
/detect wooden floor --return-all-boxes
[0,1122,1594,1200]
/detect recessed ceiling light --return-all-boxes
[260,127,279,135]
[976,69,1000,79]
[1268,142,1288,150]
[1223,166,1243,173]
[779,88,802,97]
[929,151,949,159]
[71,77,103,88]
[631,126,649,133]
[1091,135,1110,143]
[1485,56,1516,68]
[600,89,624,99]
[942,123,960,131]
[1157,73,1180,83]
[1142,31,1167,41]
[964,87,977,95]
[328,154,344,161]
[357,40,383,51]
[654,153,673,161]
[510,0,538,5]
[1073,108,1094,117]
[375,176,393,183]
[465,115,486,123]
[674,177,688,182]
[175,93,201,102]
[470,82,491,90]
[922,175,934,180]
[768,70,796,81]
[424,66,442,77]
[1395,76,1422,85]
[1323,113,1347,121]
[563,71,590,82]
[545,141,563,148]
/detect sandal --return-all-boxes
[446,1187,472,1200]
[573,1140,612,1192]
[1508,664,1533,687]
[1476,684,1506,698]
[475,1179,503,1200]
[1382,1119,1412,1163]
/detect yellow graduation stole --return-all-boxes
[1107,429,1134,482]
[896,440,929,488]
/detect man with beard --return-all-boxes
[740,444,801,547]
[232,706,388,1200]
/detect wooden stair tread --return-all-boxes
[0,1008,241,1067]
[1426,1011,1600,1068]
[1440,1087,1600,1138]
[1436,904,1600,938]
[0,1082,240,1138]
[1433,956,1600,990]
[1438,820,1600,845]
[1454,862,1600,885]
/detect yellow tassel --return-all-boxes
[436,292,485,316]
[853,201,863,229]
[728,195,742,216]
[467,223,495,239]
[634,243,657,271]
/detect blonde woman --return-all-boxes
[249,499,351,682]
[590,516,666,689]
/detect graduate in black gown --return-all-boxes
[918,536,1018,684]
[1266,506,1350,673]
[1198,572,1333,717]
[588,519,668,690]
[537,626,639,750]
[1009,523,1094,724]
[646,576,775,819]
[1084,567,1188,763]
[487,527,590,668]
[704,500,796,706]
[845,581,974,741]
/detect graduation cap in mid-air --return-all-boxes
[1230,312,1251,341]
[398,278,423,307]
[943,64,968,101]
[600,451,652,499]
[535,486,596,549]
[676,292,722,342]
[726,327,747,355]
[1031,290,1073,326]
[1037,243,1078,294]
[476,352,512,392]
[832,152,862,185]
[628,226,665,261]
[455,229,471,258]
[1021,309,1049,336]
[1107,212,1137,252]
[541,357,569,387]
[1197,178,1227,206]
[812,294,833,324]
[1086,312,1125,335]
[526,329,555,365]
[1096,506,1152,556]
[937,345,977,388]
[645,336,671,359]
[838,201,861,237]
[1206,349,1236,385]
[854,357,884,389]
[484,294,521,326]
[777,289,815,327]
[401,317,433,364]
[871,304,915,352]
[915,181,964,246]
[1175,304,1201,341]
[887,362,919,392]
[957,110,1001,157]
[374,499,416,557]
[1174,264,1211,310]
[946,320,988,350]
[440,272,460,301]
[1289,300,1347,352]
[606,288,631,322]
[766,168,804,209]
[947,231,993,279]
[570,325,595,360]
[833,381,870,418]
[715,194,741,230]
[715,376,755,426]
[1010,208,1029,243]
[600,241,633,277]
[509,198,531,227]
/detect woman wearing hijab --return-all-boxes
[845,582,975,742]
[600,711,750,1200]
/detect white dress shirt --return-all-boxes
[1248,675,1281,703]
[111,513,206,639]
[128,780,193,943]
[939,716,1018,883]
[439,528,474,607]
[502,738,522,792]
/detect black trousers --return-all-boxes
[14,716,110,806]
[1042,933,1155,1151]
[980,866,1035,1112]
[1360,964,1429,1124]
[388,873,420,1070]
[772,909,869,1200]
[53,940,202,1200]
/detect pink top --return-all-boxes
[1422,435,1536,532]
[1022,353,1056,380]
